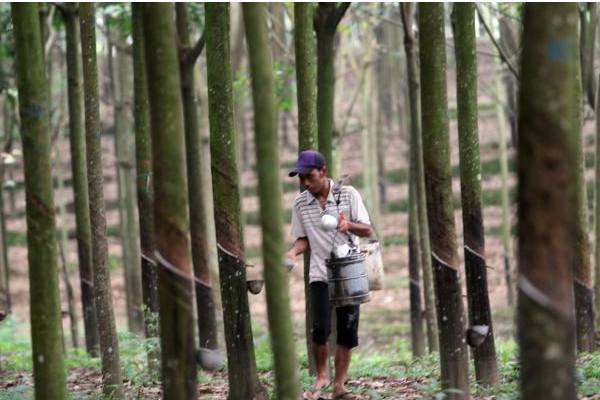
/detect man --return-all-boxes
[286,150,372,400]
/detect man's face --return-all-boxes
[298,168,327,195]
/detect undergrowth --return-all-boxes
[3,314,600,399]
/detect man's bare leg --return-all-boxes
[314,343,329,388]
[304,343,329,399]
[333,344,352,397]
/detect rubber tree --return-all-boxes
[408,146,425,357]
[294,1,318,375]
[243,4,302,398]
[497,6,521,148]
[11,4,67,398]
[314,2,350,178]
[106,17,144,335]
[59,4,100,356]
[573,20,595,353]
[269,2,291,150]
[142,4,197,398]
[492,51,515,308]
[595,72,600,328]
[452,3,499,385]
[518,4,578,399]
[580,3,597,109]
[419,4,469,398]
[79,4,124,398]
[374,10,389,208]
[400,2,438,353]
[131,3,159,367]
[175,3,219,359]
[205,4,264,399]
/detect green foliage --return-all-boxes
[101,3,132,37]
[383,233,408,247]
[0,3,13,60]
[274,61,295,112]
[0,315,32,372]
[187,3,205,31]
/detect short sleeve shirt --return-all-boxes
[290,179,371,283]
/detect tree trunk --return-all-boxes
[131,4,160,370]
[205,4,264,399]
[315,3,350,178]
[498,11,520,147]
[106,20,144,335]
[401,3,438,354]
[418,4,469,398]
[518,5,578,399]
[580,3,597,110]
[79,4,124,398]
[362,56,381,227]
[595,71,600,329]
[452,3,499,386]
[573,21,596,353]
[269,2,291,150]
[243,5,302,399]
[11,3,67,398]
[493,53,515,308]
[62,6,99,356]
[408,136,425,358]
[0,163,8,319]
[142,4,198,398]
[175,2,220,360]
[374,13,389,209]
[294,2,318,376]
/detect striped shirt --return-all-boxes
[290,179,371,283]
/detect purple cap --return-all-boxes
[288,150,326,177]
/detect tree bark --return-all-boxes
[176,3,218,360]
[131,4,160,362]
[595,70,600,329]
[142,4,198,398]
[11,4,67,399]
[269,2,291,150]
[401,2,438,354]
[175,3,219,358]
[492,51,515,308]
[315,3,350,178]
[205,4,264,399]
[573,19,596,353]
[106,18,144,336]
[419,4,469,398]
[294,2,318,375]
[61,5,99,356]
[243,5,302,399]
[498,11,520,147]
[362,43,381,227]
[580,3,597,109]
[518,5,578,399]
[452,3,499,386]
[79,4,124,398]
[408,137,425,358]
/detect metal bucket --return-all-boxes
[325,252,370,307]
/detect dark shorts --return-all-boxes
[310,281,360,348]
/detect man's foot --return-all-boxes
[331,391,359,400]
[303,379,329,400]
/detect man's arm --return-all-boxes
[286,237,309,261]
[338,212,372,237]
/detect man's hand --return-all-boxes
[286,249,297,262]
[338,211,349,233]
[337,211,372,237]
